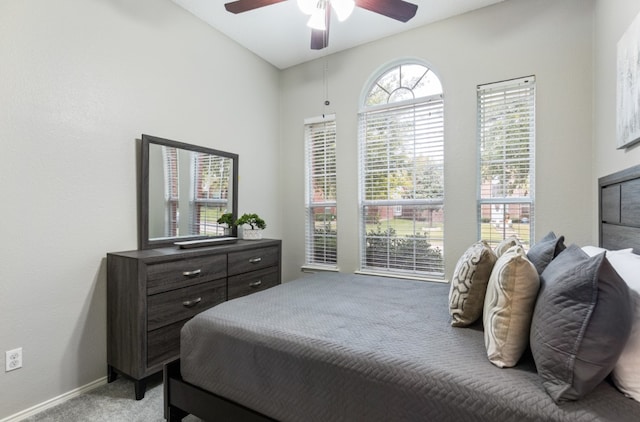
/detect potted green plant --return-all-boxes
[235,213,266,240]
[216,213,235,236]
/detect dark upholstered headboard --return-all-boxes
[599,164,640,253]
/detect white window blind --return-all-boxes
[162,146,179,236]
[358,63,445,280]
[477,76,535,249]
[304,115,337,268]
[192,153,231,236]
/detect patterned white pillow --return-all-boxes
[483,245,540,368]
[494,236,522,258]
[449,240,497,327]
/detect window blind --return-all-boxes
[477,76,535,248]
[359,97,445,279]
[162,146,179,236]
[304,115,337,267]
[192,153,231,236]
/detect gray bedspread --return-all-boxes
[181,272,640,422]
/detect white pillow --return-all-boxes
[581,245,633,257]
[483,245,539,368]
[494,236,522,258]
[604,250,640,402]
[581,245,606,256]
[607,250,640,291]
[612,290,640,402]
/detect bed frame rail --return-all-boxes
[164,359,275,422]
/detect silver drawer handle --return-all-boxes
[182,269,202,276]
[182,297,202,307]
[249,280,262,288]
[248,257,262,264]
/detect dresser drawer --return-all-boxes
[147,279,226,331]
[146,319,185,368]
[228,245,279,276]
[146,254,227,295]
[228,267,280,300]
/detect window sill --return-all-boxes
[301,265,339,273]
[355,270,448,284]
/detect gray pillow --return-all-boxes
[526,231,566,274]
[530,244,633,403]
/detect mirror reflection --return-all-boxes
[141,135,238,249]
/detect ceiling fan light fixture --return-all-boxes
[307,2,327,30]
[331,0,354,21]
[297,0,316,16]
[223,0,418,51]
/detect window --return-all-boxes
[304,115,337,268]
[161,148,231,237]
[477,76,535,249]
[162,146,179,236]
[358,62,445,280]
[192,152,232,236]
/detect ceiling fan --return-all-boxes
[223,0,419,50]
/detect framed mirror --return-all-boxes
[139,134,239,249]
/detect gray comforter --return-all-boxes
[181,272,640,422]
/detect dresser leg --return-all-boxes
[134,379,147,400]
[107,365,118,383]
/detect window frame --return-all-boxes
[303,114,338,270]
[357,61,445,281]
[191,152,233,237]
[477,76,536,249]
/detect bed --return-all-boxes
[164,165,640,422]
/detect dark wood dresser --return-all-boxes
[106,238,281,399]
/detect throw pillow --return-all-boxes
[613,290,640,402]
[606,249,640,291]
[526,231,566,274]
[494,236,522,258]
[605,250,640,402]
[581,245,633,257]
[449,240,497,327]
[530,244,633,403]
[483,245,540,368]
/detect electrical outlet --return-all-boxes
[5,348,22,372]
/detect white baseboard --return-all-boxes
[0,377,107,422]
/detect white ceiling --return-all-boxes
[172,0,505,69]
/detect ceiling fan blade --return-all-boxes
[355,0,418,23]
[224,0,286,14]
[310,3,331,50]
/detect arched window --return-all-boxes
[358,62,445,280]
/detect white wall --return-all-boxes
[593,0,640,227]
[279,0,595,282]
[0,0,280,418]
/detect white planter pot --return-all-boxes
[241,227,262,240]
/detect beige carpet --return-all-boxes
[22,374,203,422]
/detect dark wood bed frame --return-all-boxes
[599,164,640,253]
[164,164,640,422]
[163,359,274,421]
